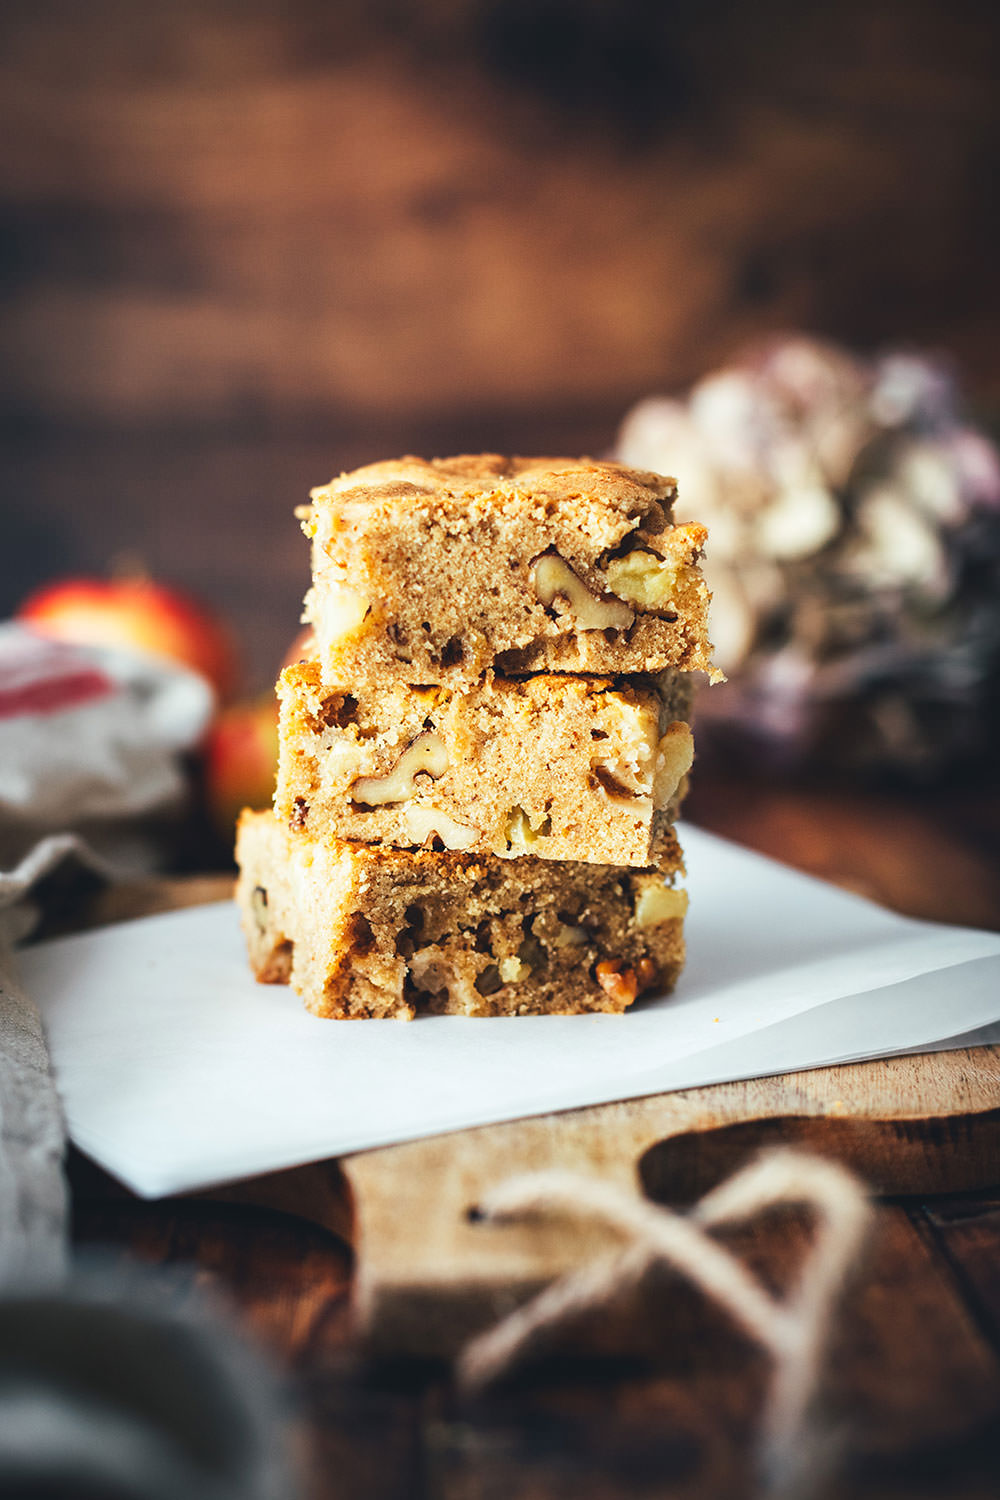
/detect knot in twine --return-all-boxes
[457,1149,872,1498]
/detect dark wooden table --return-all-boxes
[68,776,1000,1500]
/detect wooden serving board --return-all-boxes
[210,1042,1000,1358]
[345,1045,1000,1356]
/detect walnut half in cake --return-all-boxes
[236,810,687,1020]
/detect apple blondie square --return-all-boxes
[236,810,687,1019]
[300,454,716,687]
[275,660,693,867]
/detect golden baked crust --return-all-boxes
[300,453,715,686]
[308,453,677,525]
[236,809,687,1020]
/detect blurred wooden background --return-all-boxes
[2,0,1000,687]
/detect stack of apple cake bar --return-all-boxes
[236,454,715,1017]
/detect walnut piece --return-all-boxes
[402,804,478,850]
[351,731,448,806]
[531,552,633,631]
[589,764,639,800]
[594,959,638,1006]
[595,954,661,1006]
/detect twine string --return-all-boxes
[457,1150,872,1497]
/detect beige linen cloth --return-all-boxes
[0,623,213,1282]
[0,835,109,1281]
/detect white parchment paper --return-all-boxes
[16,825,1000,1198]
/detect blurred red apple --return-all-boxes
[204,695,279,837]
[18,573,238,700]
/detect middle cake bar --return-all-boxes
[275,659,694,866]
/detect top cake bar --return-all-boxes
[300,454,716,686]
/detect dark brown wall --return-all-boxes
[3,0,999,684]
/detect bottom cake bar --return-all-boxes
[235,809,687,1019]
